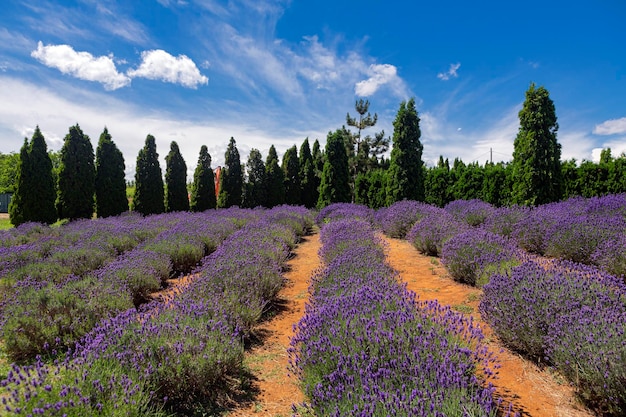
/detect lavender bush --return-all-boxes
[406,209,467,257]
[291,212,502,416]
[441,229,520,287]
[316,202,374,225]
[482,205,529,238]
[376,200,438,238]
[444,199,495,227]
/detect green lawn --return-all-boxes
[0,216,11,230]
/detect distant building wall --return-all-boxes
[0,193,12,213]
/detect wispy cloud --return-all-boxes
[355,64,407,97]
[127,50,208,88]
[593,116,626,135]
[31,42,131,90]
[437,62,461,81]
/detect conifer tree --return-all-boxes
[386,98,424,204]
[282,145,300,205]
[299,138,318,208]
[511,83,562,205]
[132,134,164,215]
[165,141,189,212]
[317,128,351,208]
[265,145,285,208]
[8,139,30,226]
[217,137,243,208]
[190,145,216,212]
[95,127,128,218]
[243,148,267,208]
[56,124,95,220]
[28,127,57,224]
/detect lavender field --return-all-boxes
[1,195,626,415]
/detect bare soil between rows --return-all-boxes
[162,230,594,417]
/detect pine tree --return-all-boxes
[8,139,30,226]
[386,98,424,205]
[243,148,267,208]
[56,124,95,220]
[282,145,300,205]
[511,83,562,205]
[317,128,351,208]
[265,145,285,208]
[132,134,164,215]
[165,141,189,212]
[217,137,243,208]
[190,145,216,212]
[299,138,318,208]
[95,127,128,218]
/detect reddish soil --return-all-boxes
[381,235,594,417]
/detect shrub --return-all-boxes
[406,210,466,256]
[444,199,495,227]
[377,200,437,238]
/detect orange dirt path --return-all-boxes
[227,231,321,417]
[381,235,593,417]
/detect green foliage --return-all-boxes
[95,127,128,218]
[511,83,562,205]
[386,98,424,204]
[243,148,267,208]
[217,137,243,208]
[299,138,319,208]
[265,145,285,208]
[56,124,96,220]
[282,145,301,205]
[190,145,217,212]
[317,128,351,208]
[132,135,165,215]
[0,152,19,193]
[165,141,189,212]
[354,169,387,209]
[425,157,453,207]
[9,128,57,225]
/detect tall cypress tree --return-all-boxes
[8,139,30,226]
[299,138,318,208]
[165,141,189,212]
[27,128,57,224]
[217,137,243,208]
[317,128,351,209]
[56,124,95,220]
[190,145,216,212]
[95,127,128,218]
[386,98,424,205]
[243,148,267,208]
[132,134,164,215]
[282,145,301,205]
[511,83,562,205]
[265,145,285,208]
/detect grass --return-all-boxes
[0,215,12,230]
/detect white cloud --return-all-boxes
[127,49,208,89]
[437,62,461,81]
[31,41,131,90]
[593,116,626,135]
[355,64,406,97]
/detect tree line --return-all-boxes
[5,82,625,225]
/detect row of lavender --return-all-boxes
[288,204,505,416]
[2,206,313,415]
[378,195,626,415]
[0,209,257,363]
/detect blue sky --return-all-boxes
[1,0,625,178]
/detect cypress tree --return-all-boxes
[29,127,58,224]
[243,148,267,208]
[511,83,562,205]
[56,124,95,220]
[386,98,424,205]
[299,138,318,208]
[132,134,164,215]
[265,145,285,208]
[317,128,351,209]
[95,127,128,218]
[8,139,30,226]
[190,145,216,212]
[217,137,243,208]
[282,145,301,205]
[165,141,189,212]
